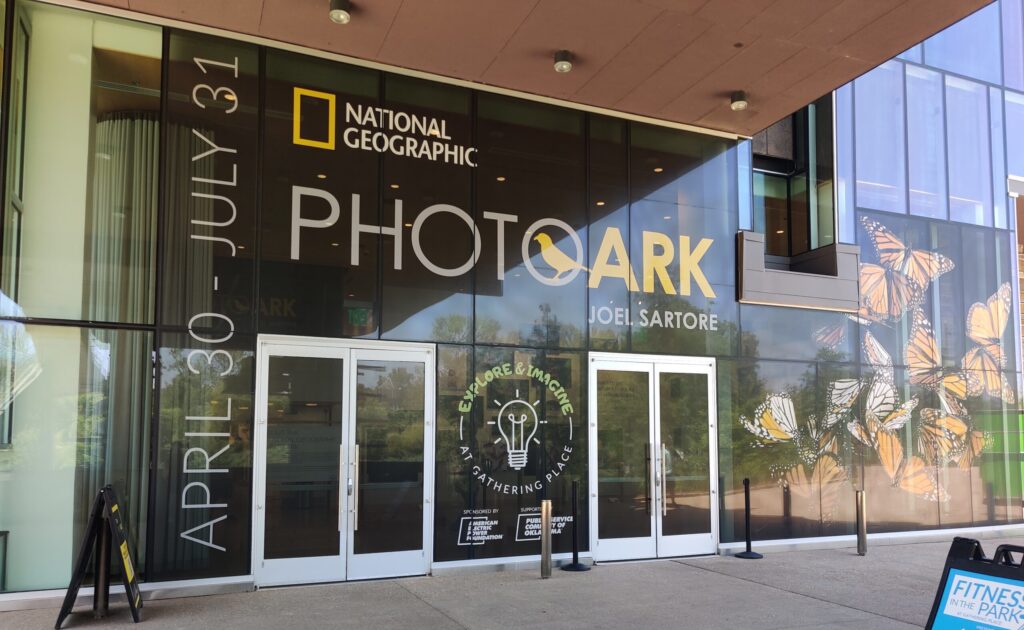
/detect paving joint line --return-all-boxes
[392,579,472,630]
[669,559,921,628]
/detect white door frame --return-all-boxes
[588,352,718,562]
[252,335,435,586]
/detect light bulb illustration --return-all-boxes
[494,396,540,470]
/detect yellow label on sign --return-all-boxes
[111,504,118,513]
[120,542,135,583]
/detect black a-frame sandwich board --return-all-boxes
[55,485,143,628]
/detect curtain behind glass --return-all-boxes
[73,112,158,572]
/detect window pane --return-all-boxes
[924,3,1001,85]
[855,61,906,213]
[473,95,587,348]
[737,140,753,231]
[991,86,1007,229]
[588,116,629,351]
[1,4,160,323]
[260,49,377,338]
[906,66,946,219]
[1003,0,1024,91]
[0,325,151,592]
[946,76,992,226]
[1005,91,1024,178]
[835,83,855,243]
[380,75,473,343]
[753,172,788,256]
[811,95,835,248]
[897,44,922,64]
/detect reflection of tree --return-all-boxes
[356,365,425,464]
[432,314,500,344]
[526,304,583,348]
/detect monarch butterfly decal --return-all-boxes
[862,330,894,385]
[906,310,973,400]
[751,215,1007,506]
[861,216,955,290]
[962,283,1015,403]
[874,428,947,502]
[859,263,923,322]
[740,393,798,443]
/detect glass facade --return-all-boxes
[0,0,1021,596]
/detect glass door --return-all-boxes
[254,338,434,586]
[589,354,717,561]
[254,342,348,586]
[346,348,433,580]
[655,365,717,557]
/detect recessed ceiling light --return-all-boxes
[329,0,352,24]
[390,183,400,189]
[554,50,574,73]
[730,90,749,112]
[663,215,671,220]
[331,242,339,247]
[496,176,506,182]
[653,167,664,173]
[404,223,413,227]
[776,229,785,234]
[238,245,246,250]
[595,201,605,206]
[305,402,318,407]
[317,173,327,179]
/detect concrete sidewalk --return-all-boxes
[7,537,1023,630]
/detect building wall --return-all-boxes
[0,0,1021,595]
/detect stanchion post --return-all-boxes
[735,478,762,560]
[562,479,590,572]
[540,499,552,578]
[93,518,111,619]
[856,490,867,556]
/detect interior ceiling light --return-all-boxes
[730,90,749,112]
[329,0,353,24]
[554,50,574,73]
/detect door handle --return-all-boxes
[660,443,668,517]
[353,443,360,532]
[340,444,346,533]
[644,442,652,516]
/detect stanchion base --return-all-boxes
[734,551,763,560]
[560,562,591,572]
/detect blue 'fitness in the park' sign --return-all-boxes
[932,568,1024,629]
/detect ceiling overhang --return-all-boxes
[77,0,991,136]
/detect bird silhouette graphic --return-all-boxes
[533,232,589,280]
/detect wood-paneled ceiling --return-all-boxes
[83,0,990,136]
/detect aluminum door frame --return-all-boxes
[252,335,435,587]
[345,346,435,581]
[588,352,719,562]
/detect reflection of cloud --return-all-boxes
[89,334,111,379]
[0,291,42,413]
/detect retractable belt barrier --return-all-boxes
[926,537,1024,630]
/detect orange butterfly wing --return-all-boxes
[966,283,1010,360]
[874,428,904,482]
[860,263,922,322]
[898,456,947,502]
[962,284,1014,403]
[907,310,970,399]
[861,216,954,288]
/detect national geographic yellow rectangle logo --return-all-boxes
[293,87,336,150]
